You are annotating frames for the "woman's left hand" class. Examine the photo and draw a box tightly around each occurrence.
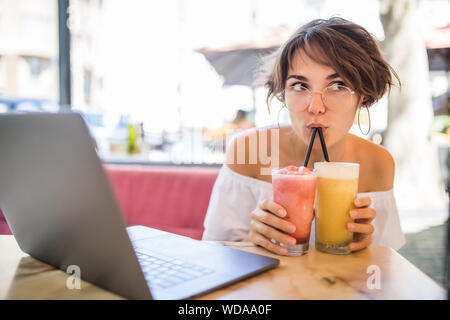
[347,197,376,252]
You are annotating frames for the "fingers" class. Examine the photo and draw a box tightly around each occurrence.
[349,207,376,221]
[354,197,371,208]
[251,220,297,247]
[347,210,375,252]
[250,231,289,256]
[347,222,374,235]
[259,199,287,218]
[349,235,372,252]
[249,199,298,256]
[251,207,296,234]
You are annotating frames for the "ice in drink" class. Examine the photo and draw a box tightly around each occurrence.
[272,165,317,256]
[314,162,359,254]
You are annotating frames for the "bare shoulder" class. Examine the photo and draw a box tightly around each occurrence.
[225,125,283,179]
[349,134,395,192]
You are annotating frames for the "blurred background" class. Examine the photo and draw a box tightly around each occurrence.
[0,0,449,287]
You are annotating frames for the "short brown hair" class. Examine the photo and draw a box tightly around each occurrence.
[263,17,400,109]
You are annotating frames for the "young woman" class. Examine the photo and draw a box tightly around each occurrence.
[202,17,406,255]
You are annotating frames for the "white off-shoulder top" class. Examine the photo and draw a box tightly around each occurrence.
[202,165,406,250]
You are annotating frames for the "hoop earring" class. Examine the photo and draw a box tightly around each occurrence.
[357,106,371,135]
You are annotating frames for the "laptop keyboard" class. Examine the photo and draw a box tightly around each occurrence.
[135,250,215,290]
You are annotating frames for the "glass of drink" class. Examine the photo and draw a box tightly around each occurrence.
[272,165,317,256]
[314,162,360,254]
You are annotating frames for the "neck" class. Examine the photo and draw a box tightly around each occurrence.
[290,133,347,168]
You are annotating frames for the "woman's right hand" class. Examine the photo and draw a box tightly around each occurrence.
[247,199,297,255]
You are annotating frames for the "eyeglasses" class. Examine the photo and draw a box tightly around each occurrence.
[284,82,356,112]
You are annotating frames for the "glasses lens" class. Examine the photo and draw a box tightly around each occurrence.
[286,85,311,111]
[323,85,352,109]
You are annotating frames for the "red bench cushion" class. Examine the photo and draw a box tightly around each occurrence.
[0,209,11,235]
[105,165,219,239]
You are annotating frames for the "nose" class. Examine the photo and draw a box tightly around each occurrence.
[307,91,326,115]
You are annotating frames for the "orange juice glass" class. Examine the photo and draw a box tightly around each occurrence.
[314,162,359,254]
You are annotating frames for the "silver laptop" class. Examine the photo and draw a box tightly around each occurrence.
[0,112,279,300]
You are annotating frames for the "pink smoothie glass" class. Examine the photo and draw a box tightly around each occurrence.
[272,165,317,256]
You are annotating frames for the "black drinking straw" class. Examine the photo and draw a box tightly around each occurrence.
[317,127,330,162]
[303,127,317,167]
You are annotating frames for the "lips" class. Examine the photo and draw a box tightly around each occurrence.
[307,123,328,135]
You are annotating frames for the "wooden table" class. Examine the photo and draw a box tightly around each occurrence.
[0,235,446,300]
